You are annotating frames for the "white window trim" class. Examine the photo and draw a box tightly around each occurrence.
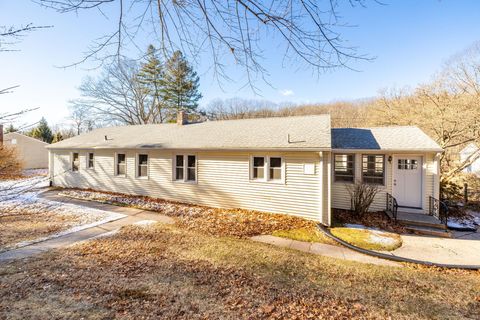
[361,154,385,186]
[71,152,80,173]
[172,153,197,184]
[135,153,149,179]
[86,152,95,170]
[114,152,127,177]
[332,153,355,184]
[249,155,285,184]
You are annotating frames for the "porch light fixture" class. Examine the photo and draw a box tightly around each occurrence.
[388,156,392,163]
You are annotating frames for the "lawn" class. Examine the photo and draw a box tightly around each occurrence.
[0,176,123,252]
[272,227,338,246]
[0,211,84,250]
[331,227,403,251]
[0,223,478,319]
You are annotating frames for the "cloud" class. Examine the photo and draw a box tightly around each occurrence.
[279,89,294,97]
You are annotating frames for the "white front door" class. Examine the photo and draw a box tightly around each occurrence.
[393,156,423,208]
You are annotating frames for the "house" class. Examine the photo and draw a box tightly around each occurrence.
[3,131,49,169]
[46,114,443,226]
[460,143,480,176]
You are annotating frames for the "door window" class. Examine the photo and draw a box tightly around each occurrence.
[398,159,418,170]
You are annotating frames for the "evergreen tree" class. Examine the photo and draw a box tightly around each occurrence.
[137,45,167,122]
[161,50,202,119]
[29,118,53,143]
[52,131,64,143]
[5,124,17,133]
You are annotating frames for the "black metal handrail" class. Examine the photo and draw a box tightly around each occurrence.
[429,196,449,228]
[386,193,398,222]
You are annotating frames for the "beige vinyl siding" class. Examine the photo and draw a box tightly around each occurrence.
[331,152,439,214]
[4,132,48,169]
[51,149,327,223]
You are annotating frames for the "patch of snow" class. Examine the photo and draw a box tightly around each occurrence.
[447,218,477,231]
[60,189,211,218]
[344,223,380,231]
[369,234,397,245]
[133,220,158,227]
[0,176,126,251]
[13,211,125,250]
[23,168,48,176]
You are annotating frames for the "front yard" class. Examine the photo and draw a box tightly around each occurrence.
[0,223,478,319]
[0,173,123,252]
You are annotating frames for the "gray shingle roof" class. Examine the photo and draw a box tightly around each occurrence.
[332,126,443,152]
[47,115,332,151]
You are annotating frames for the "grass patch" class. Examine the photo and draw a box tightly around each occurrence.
[272,227,337,245]
[330,227,402,251]
[0,212,82,251]
[0,224,478,319]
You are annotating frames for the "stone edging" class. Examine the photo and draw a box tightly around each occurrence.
[317,224,480,270]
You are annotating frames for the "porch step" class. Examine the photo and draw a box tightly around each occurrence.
[404,225,452,238]
[397,218,447,230]
[395,211,447,230]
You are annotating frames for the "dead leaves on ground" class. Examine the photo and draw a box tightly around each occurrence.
[0,225,372,319]
[61,189,318,237]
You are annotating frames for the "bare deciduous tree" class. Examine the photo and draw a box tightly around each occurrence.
[38,0,372,84]
[373,44,480,182]
[72,58,163,125]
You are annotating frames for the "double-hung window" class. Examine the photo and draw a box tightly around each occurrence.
[87,153,94,169]
[72,153,79,172]
[251,156,283,182]
[362,154,385,185]
[174,154,196,182]
[252,157,265,180]
[116,153,126,176]
[137,154,148,178]
[334,154,355,182]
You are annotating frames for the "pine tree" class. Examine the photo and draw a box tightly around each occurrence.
[52,131,64,143]
[29,118,53,143]
[137,45,166,122]
[5,124,17,133]
[161,50,202,120]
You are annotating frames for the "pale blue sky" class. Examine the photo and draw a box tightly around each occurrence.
[1,0,480,127]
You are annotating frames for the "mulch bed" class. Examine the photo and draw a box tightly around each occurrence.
[59,188,318,238]
[333,209,407,233]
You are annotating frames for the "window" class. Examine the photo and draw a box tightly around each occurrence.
[251,156,283,182]
[398,159,418,170]
[362,155,384,185]
[72,153,79,172]
[88,153,94,169]
[334,154,355,182]
[174,154,196,182]
[187,155,196,181]
[252,157,265,180]
[138,154,148,177]
[116,153,126,176]
[175,155,184,180]
[269,157,282,180]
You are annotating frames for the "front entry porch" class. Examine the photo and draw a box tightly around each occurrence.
[385,194,451,238]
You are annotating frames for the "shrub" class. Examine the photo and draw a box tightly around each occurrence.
[0,146,22,178]
[346,182,380,217]
[440,179,463,201]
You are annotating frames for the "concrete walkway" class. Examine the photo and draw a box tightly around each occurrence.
[251,235,402,267]
[0,192,175,263]
[381,233,480,266]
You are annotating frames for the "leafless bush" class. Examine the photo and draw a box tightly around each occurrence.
[347,182,380,217]
[0,145,22,178]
